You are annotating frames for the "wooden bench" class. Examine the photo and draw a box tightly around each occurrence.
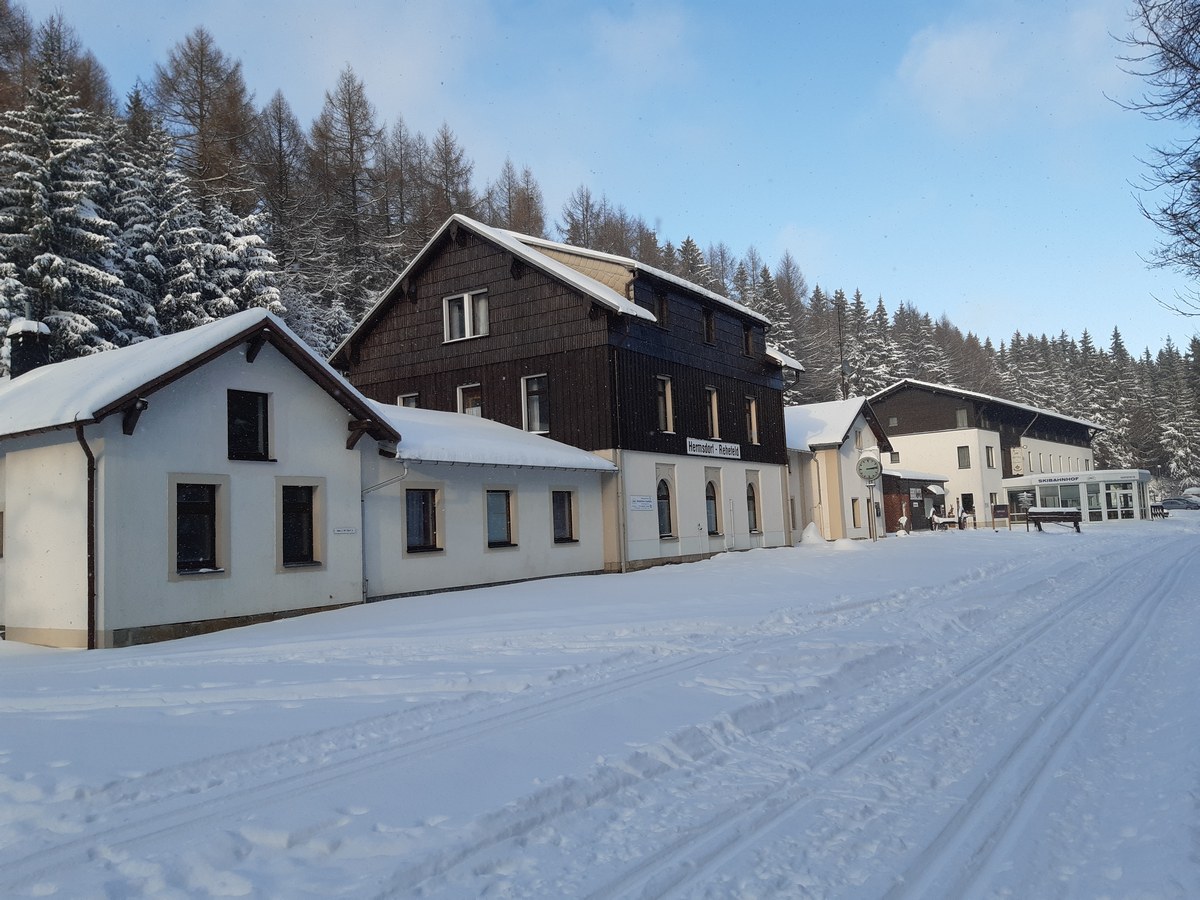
[1027,508,1082,533]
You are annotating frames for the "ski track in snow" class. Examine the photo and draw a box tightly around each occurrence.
[2,524,1199,897]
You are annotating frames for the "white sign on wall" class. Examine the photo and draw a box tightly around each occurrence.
[629,495,655,512]
[685,437,741,459]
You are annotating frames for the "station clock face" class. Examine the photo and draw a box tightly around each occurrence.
[856,456,882,482]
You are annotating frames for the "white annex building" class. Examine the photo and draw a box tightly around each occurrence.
[0,310,613,648]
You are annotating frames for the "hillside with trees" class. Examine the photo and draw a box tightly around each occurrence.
[0,1,1197,486]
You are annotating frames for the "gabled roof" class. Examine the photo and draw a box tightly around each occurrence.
[784,398,891,452]
[368,403,617,471]
[0,309,400,444]
[869,378,1104,431]
[331,214,783,368]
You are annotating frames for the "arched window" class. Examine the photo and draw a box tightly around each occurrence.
[746,482,759,533]
[705,481,719,534]
[657,478,673,537]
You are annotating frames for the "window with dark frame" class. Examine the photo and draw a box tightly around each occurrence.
[742,324,754,356]
[746,482,759,532]
[281,484,316,566]
[652,291,668,326]
[406,488,439,551]
[703,309,716,344]
[706,481,720,534]
[957,445,971,469]
[552,490,575,543]
[227,390,269,460]
[176,483,217,572]
[705,386,720,439]
[890,451,901,464]
[657,478,673,537]
[486,490,514,547]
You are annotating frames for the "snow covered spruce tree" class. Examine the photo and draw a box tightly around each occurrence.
[0,22,127,367]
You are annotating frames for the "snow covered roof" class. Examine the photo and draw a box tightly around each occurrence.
[506,229,772,327]
[785,398,873,451]
[368,402,617,471]
[767,344,805,372]
[870,379,1104,431]
[6,318,49,337]
[883,466,949,483]
[0,309,400,443]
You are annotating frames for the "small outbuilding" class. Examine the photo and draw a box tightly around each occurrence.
[880,467,951,532]
[785,398,891,541]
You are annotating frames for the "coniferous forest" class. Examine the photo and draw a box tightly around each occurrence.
[1,4,1198,486]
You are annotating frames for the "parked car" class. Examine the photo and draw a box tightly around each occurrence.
[1161,497,1200,510]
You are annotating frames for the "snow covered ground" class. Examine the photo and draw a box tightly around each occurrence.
[2,515,1199,898]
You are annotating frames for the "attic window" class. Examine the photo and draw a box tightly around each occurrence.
[228,390,270,461]
[652,291,668,326]
[444,291,489,342]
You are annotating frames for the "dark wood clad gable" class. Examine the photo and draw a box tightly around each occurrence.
[345,227,618,449]
[342,223,787,462]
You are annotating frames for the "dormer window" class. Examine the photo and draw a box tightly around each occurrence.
[444,290,489,342]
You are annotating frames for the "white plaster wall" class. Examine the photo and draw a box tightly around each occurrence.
[94,342,366,638]
[619,450,788,563]
[833,418,886,540]
[0,451,5,626]
[1,437,89,640]
[1020,436,1094,476]
[887,428,1005,515]
[360,454,608,598]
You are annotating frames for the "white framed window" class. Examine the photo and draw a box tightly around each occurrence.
[705,386,720,439]
[986,445,996,468]
[443,290,489,342]
[744,396,759,445]
[656,376,674,433]
[398,392,419,408]
[704,466,722,536]
[851,497,861,529]
[655,464,677,538]
[458,383,482,416]
[523,374,549,433]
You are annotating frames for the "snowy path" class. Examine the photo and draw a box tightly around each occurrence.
[2,520,1199,897]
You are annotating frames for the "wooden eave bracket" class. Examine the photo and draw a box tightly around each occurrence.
[347,419,375,449]
[246,330,269,363]
[122,398,149,435]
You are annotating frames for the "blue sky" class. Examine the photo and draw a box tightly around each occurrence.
[32,0,1200,355]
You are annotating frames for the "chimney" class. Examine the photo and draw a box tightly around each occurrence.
[7,318,51,378]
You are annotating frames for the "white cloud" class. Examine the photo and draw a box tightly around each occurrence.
[895,0,1134,135]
